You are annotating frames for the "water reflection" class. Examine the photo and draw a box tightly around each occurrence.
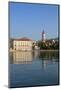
[9,51,59,87]
[39,51,59,60]
[12,51,32,64]
[10,51,59,64]
[39,51,59,69]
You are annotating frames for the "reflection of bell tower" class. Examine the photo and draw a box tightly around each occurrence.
[42,30,45,42]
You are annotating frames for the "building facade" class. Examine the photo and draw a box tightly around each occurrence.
[13,37,33,51]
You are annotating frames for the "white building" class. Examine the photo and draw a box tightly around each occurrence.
[13,37,33,51]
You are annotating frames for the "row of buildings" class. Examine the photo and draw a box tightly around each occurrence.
[10,31,58,51]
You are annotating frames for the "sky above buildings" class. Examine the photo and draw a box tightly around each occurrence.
[9,2,59,41]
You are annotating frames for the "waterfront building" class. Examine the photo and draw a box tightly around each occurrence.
[13,37,33,51]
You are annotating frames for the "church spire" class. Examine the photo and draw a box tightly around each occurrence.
[42,30,45,42]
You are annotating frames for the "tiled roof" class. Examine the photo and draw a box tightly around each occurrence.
[14,37,32,41]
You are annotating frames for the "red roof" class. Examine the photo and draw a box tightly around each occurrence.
[14,37,32,41]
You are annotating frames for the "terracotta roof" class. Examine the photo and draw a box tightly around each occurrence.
[14,37,32,41]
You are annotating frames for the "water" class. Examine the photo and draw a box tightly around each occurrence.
[9,51,59,88]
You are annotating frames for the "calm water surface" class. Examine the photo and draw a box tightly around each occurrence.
[9,51,59,88]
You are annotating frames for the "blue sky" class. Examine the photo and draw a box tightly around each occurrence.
[9,2,59,40]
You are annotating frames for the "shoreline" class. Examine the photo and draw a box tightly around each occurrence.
[39,50,59,52]
[9,49,59,52]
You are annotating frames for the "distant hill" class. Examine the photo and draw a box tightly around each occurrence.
[46,37,59,41]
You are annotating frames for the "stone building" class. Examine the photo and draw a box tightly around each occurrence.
[13,37,33,51]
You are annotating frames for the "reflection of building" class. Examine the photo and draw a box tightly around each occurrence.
[13,37,33,51]
[42,60,48,70]
[13,51,32,64]
[34,51,40,58]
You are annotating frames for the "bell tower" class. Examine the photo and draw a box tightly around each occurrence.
[42,30,45,42]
